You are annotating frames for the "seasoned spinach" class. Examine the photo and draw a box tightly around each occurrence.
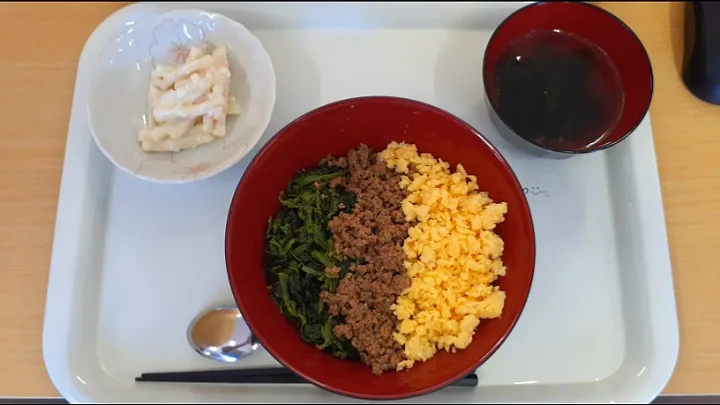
[265,162,359,359]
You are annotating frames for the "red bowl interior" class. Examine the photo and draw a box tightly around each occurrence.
[225,96,536,400]
[483,1,653,153]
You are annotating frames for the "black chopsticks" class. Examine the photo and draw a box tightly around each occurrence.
[135,367,478,387]
[136,367,298,384]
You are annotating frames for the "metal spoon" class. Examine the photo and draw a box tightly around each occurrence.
[187,304,261,363]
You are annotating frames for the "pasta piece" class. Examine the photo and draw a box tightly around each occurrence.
[153,54,214,90]
[141,124,216,152]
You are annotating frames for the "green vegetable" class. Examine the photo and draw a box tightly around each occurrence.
[264,162,359,359]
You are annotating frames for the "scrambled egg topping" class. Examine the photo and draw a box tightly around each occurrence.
[378,142,508,371]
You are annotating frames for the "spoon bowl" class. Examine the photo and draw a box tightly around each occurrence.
[187,304,260,363]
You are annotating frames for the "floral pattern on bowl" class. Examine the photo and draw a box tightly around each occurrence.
[149,18,213,66]
[87,9,277,184]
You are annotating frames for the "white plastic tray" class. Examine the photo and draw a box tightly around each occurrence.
[43,2,679,403]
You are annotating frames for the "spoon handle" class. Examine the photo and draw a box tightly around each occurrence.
[135,367,479,387]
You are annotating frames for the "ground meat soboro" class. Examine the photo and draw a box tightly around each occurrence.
[320,144,412,375]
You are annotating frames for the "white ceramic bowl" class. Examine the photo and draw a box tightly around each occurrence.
[88,9,276,183]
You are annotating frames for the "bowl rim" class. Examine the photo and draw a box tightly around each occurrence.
[481,1,654,155]
[224,95,537,400]
[87,8,277,184]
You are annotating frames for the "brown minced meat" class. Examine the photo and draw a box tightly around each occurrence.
[320,144,412,375]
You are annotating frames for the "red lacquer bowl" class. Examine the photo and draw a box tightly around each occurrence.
[225,96,536,400]
[483,1,653,155]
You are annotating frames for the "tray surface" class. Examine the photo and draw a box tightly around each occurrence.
[42,2,678,403]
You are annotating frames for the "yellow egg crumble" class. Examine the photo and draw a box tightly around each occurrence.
[378,141,508,371]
